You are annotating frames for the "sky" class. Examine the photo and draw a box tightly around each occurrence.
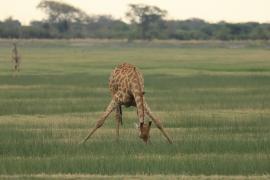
[0,0,270,25]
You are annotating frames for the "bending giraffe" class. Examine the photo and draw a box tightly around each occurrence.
[81,63,172,144]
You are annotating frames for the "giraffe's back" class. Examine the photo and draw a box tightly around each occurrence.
[109,63,144,105]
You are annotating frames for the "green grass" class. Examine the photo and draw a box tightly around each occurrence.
[0,39,270,178]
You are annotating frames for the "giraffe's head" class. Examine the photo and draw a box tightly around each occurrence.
[135,122,152,143]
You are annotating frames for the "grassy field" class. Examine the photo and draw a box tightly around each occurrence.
[0,39,270,179]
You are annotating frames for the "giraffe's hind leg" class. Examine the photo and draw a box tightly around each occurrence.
[80,99,118,144]
[144,102,173,144]
[115,105,122,140]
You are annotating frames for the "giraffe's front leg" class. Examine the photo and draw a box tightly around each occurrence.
[80,99,118,144]
[144,102,173,144]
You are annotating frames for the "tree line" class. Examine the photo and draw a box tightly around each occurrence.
[0,0,269,40]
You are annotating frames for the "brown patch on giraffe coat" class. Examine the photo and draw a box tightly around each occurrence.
[133,84,139,90]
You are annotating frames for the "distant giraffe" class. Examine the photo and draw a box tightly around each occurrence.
[81,63,172,144]
[11,43,21,74]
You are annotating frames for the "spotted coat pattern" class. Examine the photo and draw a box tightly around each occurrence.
[109,63,145,123]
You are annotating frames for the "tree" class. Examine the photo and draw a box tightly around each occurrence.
[126,4,167,40]
[37,0,89,23]
[37,0,89,34]
[0,17,21,38]
[213,22,231,40]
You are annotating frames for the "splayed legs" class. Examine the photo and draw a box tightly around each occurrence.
[144,102,173,144]
[80,99,118,144]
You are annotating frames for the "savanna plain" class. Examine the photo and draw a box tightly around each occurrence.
[0,40,269,179]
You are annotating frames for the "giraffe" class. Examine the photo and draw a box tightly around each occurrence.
[11,43,21,73]
[81,63,172,144]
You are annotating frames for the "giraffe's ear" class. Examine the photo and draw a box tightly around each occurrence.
[147,121,152,134]
[134,123,139,129]
[134,123,141,134]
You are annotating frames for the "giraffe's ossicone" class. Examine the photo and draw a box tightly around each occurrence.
[81,63,172,144]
